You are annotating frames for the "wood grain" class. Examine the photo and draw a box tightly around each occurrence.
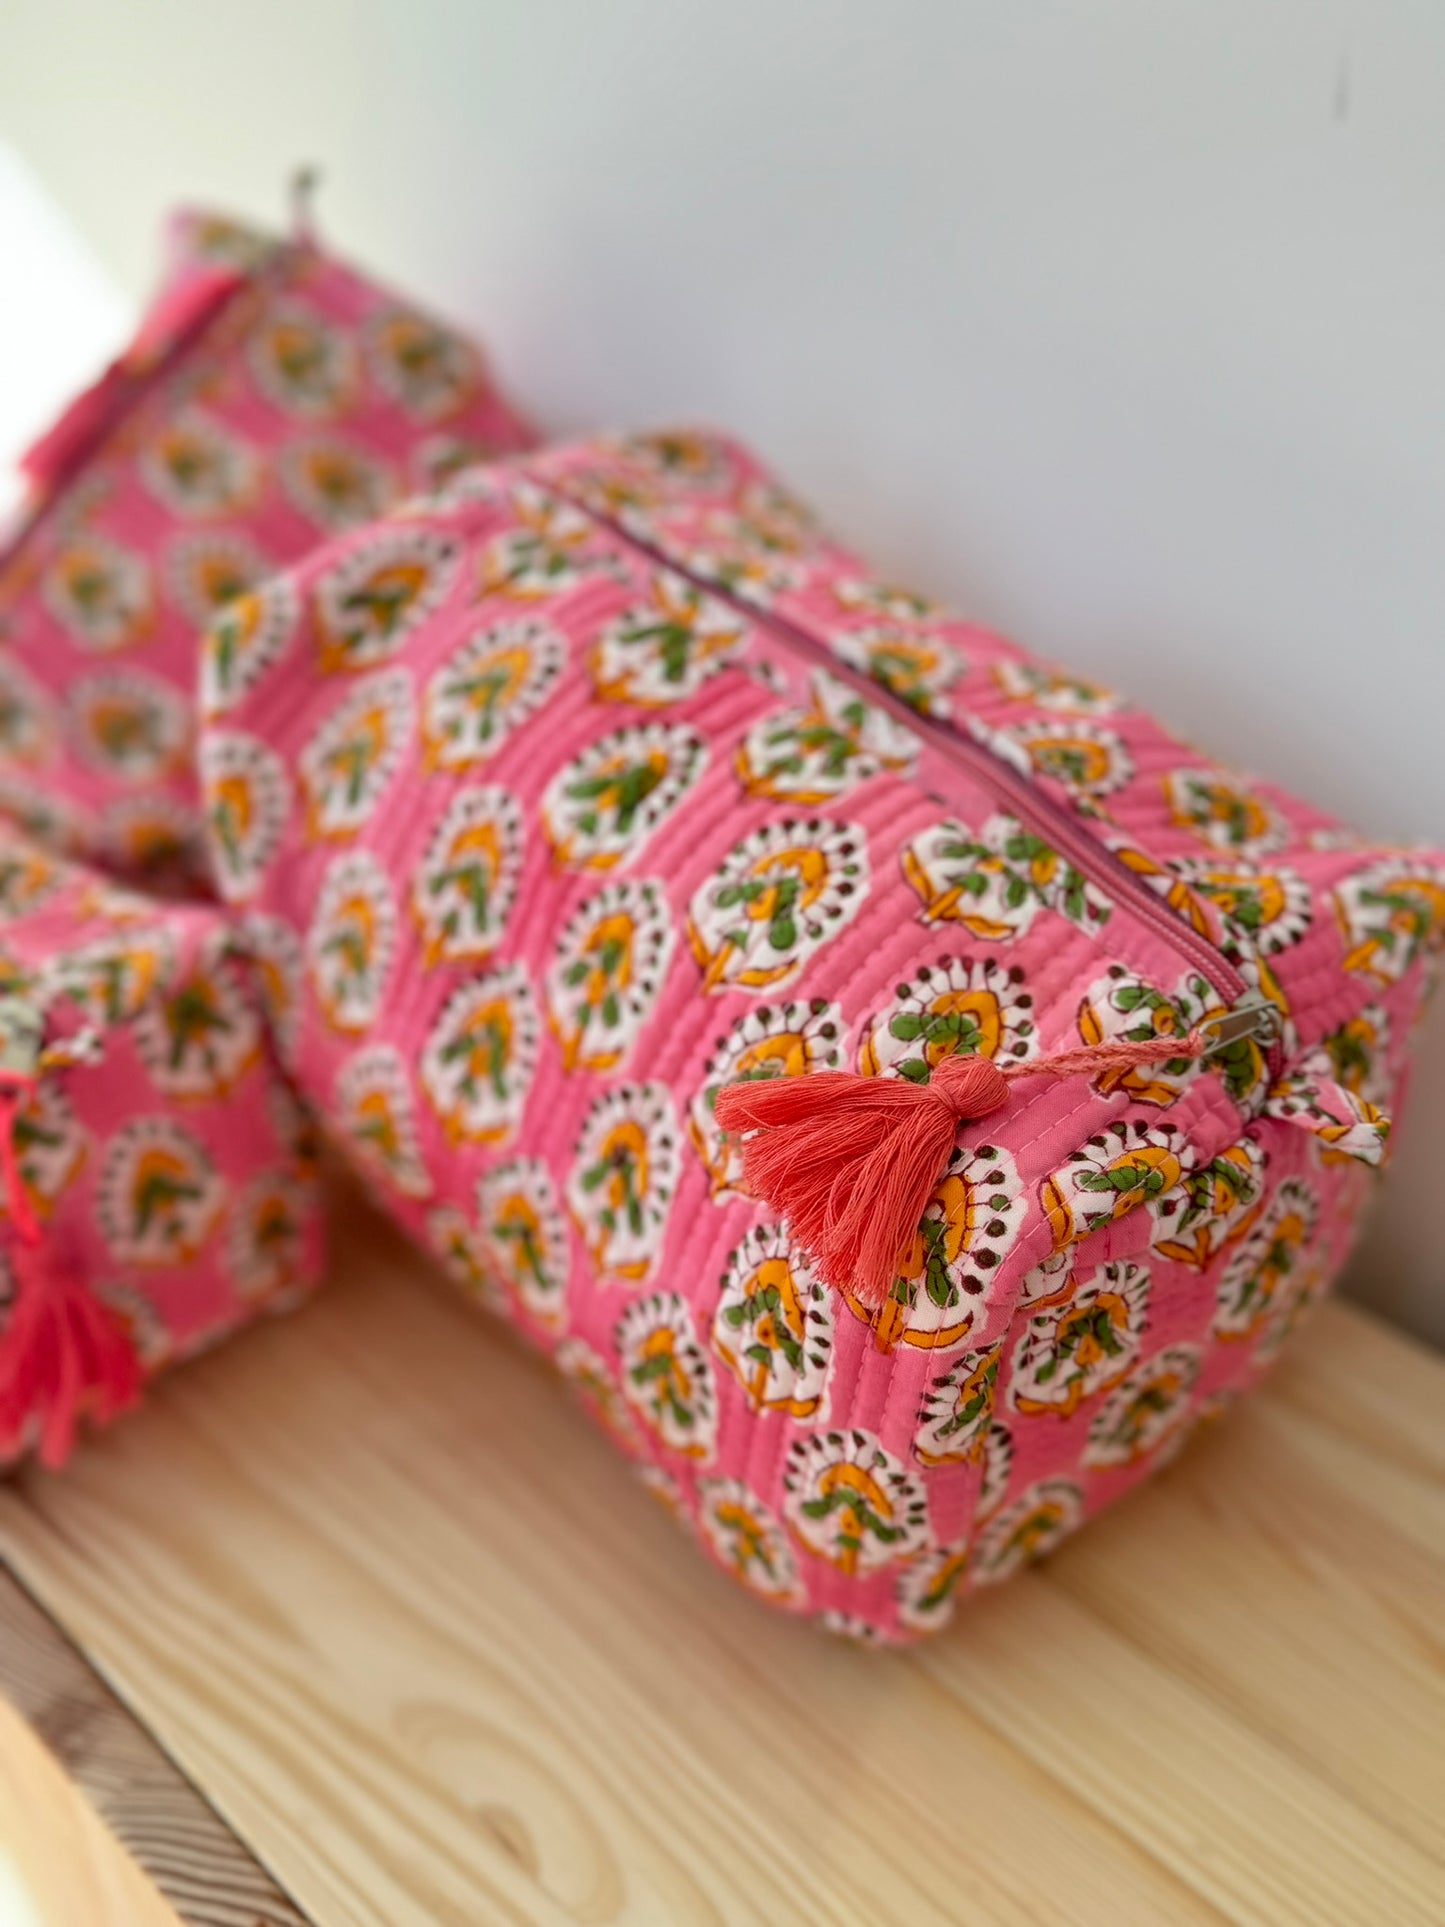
[0,1564,310,1927]
[0,1689,182,1927]
[2,1189,1443,1926]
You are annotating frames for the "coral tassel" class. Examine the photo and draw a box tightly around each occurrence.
[715,1030,1207,1309]
[0,1076,140,1469]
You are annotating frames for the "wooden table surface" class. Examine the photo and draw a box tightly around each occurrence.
[2,1193,1444,1927]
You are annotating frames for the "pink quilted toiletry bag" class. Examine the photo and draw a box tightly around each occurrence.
[0,203,535,885]
[0,820,325,1467]
[199,429,1443,1640]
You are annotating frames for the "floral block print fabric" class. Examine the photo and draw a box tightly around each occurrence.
[0,819,326,1465]
[0,205,535,885]
[198,428,1444,1641]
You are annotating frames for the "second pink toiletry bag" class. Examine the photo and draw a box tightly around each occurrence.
[0,203,535,884]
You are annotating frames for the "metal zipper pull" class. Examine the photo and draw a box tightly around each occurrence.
[1197,992,1281,1059]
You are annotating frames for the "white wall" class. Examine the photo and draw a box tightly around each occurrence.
[3,1,1443,1337]
[0,147,129,514]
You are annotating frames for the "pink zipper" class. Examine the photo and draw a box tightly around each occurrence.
[2,248,297,575]
[542,474,1285,1081]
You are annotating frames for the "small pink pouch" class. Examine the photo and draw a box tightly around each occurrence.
[0,203,536,884]
[197,429,1441,1639]
[0,820,325,1466]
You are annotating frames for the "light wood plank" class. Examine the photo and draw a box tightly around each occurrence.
[0,1692,182,1927]
[0,1564,310,1927]
[2,1192,1443,1926]
[1048,1360,1445,1868]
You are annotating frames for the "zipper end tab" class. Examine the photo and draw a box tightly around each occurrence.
[289,165,322,247]
[0,998,43,1081]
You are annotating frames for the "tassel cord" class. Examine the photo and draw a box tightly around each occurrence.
[714,1027,1213,1309]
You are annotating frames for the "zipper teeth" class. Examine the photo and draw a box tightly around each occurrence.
[544,474,1285,1074]
[893,685,1254,999]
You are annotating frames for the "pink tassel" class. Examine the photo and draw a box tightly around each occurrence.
[0,1238,142,1469]
[715,1030,1206,1308]
[0,1077,140,1469]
